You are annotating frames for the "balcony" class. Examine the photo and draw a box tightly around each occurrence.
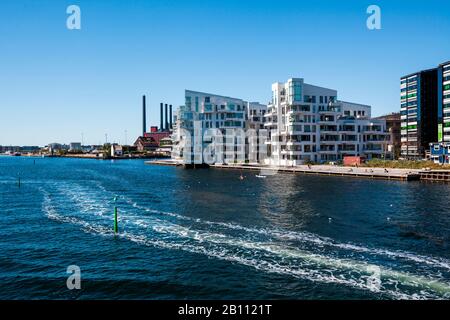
[341,134,358,142]
[338,146,357,152]
[339,126,355,133]
[318,106,340,114]
[286,105,311,114]
[320,135,340,143]
[363,126,384,134]
[320,125,338,133]
[363,145,384,152]
[319,116,336,123]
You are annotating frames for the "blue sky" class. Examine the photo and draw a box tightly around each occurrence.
[1,0,450,146]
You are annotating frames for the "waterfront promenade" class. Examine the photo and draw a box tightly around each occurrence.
[147,160,422,181]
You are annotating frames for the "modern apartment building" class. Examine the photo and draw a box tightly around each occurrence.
[341,101,371,118]
[246,102,267,130]
[400,68,438,159]
[428,61,450,164]
[171,90,266,164]
[264,78,389,166]
[438,61,450,142]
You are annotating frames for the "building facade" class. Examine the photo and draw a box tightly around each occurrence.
[400,68,439,159]
[375,113,401,159]
[69,142,82,152]
[430,142,450,164]
[264,78,389,166]
[172,90,266,164]
[134,136,158,152]
[438,61,450,143]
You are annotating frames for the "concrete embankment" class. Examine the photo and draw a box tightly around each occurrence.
[146,160,422,181]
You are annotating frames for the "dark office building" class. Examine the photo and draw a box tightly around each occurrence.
[400,68,438,159]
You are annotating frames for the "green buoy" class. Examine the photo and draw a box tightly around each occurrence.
[113,196,118,234]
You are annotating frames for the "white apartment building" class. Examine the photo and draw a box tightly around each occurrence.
[69,142,82,152]
[264,78,389,166]
[172,90,267,164]
[247,102,267,130]
[441,61,450,142]
[341,101,371,118]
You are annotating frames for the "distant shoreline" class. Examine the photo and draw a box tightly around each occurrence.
[0,154,170,161]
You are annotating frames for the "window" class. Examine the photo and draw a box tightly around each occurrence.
[186,96,192,109]
[289,80,302,102]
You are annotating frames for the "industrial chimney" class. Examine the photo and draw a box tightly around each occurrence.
[169,105,173,130]
[165,104,168,131]
[142,95,147,136]
[160,103,164,132]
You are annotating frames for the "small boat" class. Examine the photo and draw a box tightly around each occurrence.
[4,151,21,156]
[256,175,267,179]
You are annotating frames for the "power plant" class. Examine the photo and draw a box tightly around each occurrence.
[135,95,173,153]
[142,96,173,134]
[142,95,147,136]
[158,103,173,132]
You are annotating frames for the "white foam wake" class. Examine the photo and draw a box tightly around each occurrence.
[122,197,450,272]
[40,187,450,300]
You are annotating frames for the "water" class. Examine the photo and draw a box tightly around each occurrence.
[1,157,450,300]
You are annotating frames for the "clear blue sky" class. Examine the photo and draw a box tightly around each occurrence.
[1,0,450,146]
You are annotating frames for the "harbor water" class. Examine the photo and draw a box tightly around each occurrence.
[1,157,450,299]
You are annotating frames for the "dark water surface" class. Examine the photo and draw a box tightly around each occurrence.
[1,157,450,299]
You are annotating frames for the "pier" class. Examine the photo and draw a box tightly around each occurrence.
[419,170,450,182]
[147,160,422,181]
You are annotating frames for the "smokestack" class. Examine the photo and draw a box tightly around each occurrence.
[160,103,164,132]
[165,104,168,131]
[142,95,146,136]
[169,105,173,130]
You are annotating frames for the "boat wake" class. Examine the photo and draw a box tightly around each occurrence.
[39,182,450,300]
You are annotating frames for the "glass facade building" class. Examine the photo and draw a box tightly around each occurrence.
[438,61,450,142]
[400,69,438,159]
